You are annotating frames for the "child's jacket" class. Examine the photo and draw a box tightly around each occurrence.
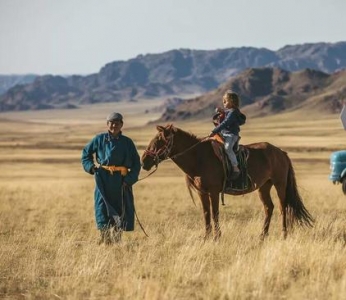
[212,108,246,136]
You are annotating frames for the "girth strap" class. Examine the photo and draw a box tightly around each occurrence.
[101,165,128,176]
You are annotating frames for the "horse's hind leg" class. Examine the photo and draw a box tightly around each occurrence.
[200,193,212,240]
[273,181,288,239]
[258,180,274,240]
[210,190,221,241]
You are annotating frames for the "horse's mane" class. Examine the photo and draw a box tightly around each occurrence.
[169,125,201,142]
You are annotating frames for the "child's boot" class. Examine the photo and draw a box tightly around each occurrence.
[230,165,240,180]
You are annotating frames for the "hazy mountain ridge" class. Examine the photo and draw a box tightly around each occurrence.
[0,74,37,95]
[0,41,345,112]
[159,67,346,121]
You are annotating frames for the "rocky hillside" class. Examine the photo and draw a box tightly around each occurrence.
[0,41,345,112]
[159,67,346,121]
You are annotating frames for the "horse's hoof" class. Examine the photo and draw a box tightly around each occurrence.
[213,236,221,242]
[213,232,221,242]
[201,234,212,242]
[259,233,268,241]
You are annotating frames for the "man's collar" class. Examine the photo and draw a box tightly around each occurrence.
[107,131,122,140]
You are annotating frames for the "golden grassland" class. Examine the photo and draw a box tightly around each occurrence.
[1,103,346,299]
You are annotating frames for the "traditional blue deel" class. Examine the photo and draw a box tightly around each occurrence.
[81,132,141,231]
[329,150,346,182]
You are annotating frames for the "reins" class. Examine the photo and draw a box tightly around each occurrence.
[134,208,149,237]
[169,136,209,160]
[138,166,158,181]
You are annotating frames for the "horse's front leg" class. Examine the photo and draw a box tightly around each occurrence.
[200,193,212,240]
[210,190,221,241]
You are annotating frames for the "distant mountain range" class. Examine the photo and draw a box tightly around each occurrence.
[0,41,345,112]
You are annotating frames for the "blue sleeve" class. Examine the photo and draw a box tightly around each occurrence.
[212,110,236,134]
[81,136,98,174]
[123,139,141,186]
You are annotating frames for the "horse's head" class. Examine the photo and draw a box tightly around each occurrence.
[141,124,177,171]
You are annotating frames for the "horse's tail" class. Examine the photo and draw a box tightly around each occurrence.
[285,157,314,228]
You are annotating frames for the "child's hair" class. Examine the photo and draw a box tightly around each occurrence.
[223,90,240,108]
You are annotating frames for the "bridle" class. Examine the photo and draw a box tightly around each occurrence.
[143,131,175,167]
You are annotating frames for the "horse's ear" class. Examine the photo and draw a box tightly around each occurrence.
[166,124,177,132]
[156,125,165,132]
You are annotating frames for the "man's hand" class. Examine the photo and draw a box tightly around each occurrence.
[90,165,98,174]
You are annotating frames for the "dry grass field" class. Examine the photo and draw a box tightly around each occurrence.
[1,101,346,299]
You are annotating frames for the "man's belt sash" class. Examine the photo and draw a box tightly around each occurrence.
[101,165,128,176]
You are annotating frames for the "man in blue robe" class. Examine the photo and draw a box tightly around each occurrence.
[81,112,141,244]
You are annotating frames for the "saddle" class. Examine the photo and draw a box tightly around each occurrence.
[209,134,251,194]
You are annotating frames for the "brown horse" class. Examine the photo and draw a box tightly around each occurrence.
[141,124,314,240]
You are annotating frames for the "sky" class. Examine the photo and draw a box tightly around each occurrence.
[1,0,346,75]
